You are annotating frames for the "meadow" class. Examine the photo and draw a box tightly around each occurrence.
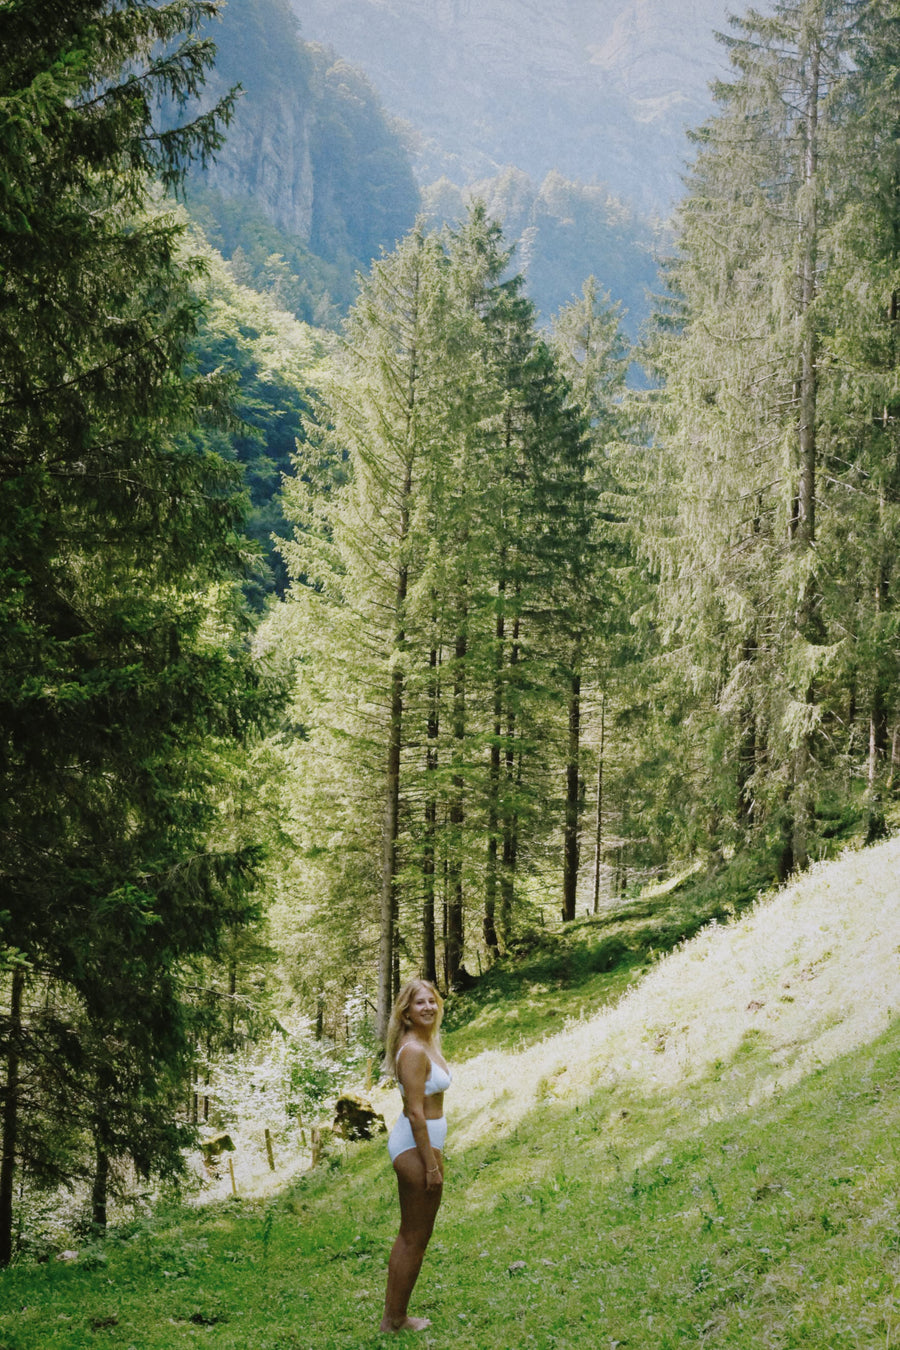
[2,838,900,1349]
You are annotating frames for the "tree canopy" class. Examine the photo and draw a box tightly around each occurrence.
[0,0,283,1261]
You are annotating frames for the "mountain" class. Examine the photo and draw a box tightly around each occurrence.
[287,0,748,212]
[181,0,420,324]
[185,0,741,332]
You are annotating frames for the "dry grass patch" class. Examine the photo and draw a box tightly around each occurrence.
[445,836,900,1150]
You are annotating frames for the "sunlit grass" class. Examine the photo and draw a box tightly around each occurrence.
[441,848,775,1059]
[444,837,900,1153]
[2,837,900,1348]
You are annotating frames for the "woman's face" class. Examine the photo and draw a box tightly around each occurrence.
[407,985,439,1033]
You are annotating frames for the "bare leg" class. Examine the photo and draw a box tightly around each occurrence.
[380,1148,443,1332]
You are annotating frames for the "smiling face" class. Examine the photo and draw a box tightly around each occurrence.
[406,983,439,1035]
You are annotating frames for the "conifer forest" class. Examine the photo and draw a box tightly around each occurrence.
[3,0,900,1277]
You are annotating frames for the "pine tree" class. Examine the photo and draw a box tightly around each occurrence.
[278,208,601,1020]
[280,226,452,1039]
[648,0,864,875]
[439,208,596,943]
[0,1,277,1261]
[816,2,900,824]
[551,278,629,918]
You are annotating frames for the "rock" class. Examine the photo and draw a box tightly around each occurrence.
[200,1132,235,1160]
[198,69,316,241]
[332,1094,387,1141]
[180,4,417,259]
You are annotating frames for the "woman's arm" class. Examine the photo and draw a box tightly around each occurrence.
[397,1045,443,1189]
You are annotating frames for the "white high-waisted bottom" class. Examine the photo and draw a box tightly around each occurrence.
[387,1114,447,1163]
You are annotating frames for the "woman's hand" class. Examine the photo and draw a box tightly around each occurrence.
[396,1041,445,1190]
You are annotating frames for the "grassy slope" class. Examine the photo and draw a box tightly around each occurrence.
[3,839,900,1348]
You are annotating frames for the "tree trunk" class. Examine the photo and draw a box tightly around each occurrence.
[446,612,467,987]
[376,645,403,1039]
[190,1040,199,1126]
[422,812,437,984]
[617,797,629,897]
[376,467,411,1042]
[91,1143,110,1231]
[796,35,819,556]
[484,572,506,958]
[499,613,520,943]
[791,741,810,873]
[591,694,605,914]
[868,678,888,791]
[392,938,400,1003]
[422,629,440,983]
[441,856,450,992]
[737,638,757,827]
[0,965,25,1268]
[869,546,890,788]
[888,724,900,792]
[227,960,237,1049]
[791,30,821,872]
[562,642,582,922]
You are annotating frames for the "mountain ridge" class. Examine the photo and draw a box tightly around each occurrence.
[288,0,748,210]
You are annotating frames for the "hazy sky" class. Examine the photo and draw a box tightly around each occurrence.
[289,0,744,207]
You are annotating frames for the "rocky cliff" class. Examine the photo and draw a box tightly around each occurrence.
[192,0,418,265]
[288,0,758,210]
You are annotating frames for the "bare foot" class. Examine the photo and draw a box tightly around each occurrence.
[379,1316,432,1333]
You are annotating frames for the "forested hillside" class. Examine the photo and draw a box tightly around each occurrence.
[182,0,664,331]
[180,0,420,324]
[183,232,332,600]
[423,167,660,333]
[2,0,900,1312]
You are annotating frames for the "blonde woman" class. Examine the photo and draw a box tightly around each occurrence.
[380,979,451,1334]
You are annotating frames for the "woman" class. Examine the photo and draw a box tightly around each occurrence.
[380,979,451,1334]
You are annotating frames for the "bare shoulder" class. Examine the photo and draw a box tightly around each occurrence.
[395,1039,429,1079]
[396,1038,429,1064]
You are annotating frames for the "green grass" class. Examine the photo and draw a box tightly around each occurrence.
[443,849,776,1058]
[3,838,900,1348]
[3,1026,899,1348]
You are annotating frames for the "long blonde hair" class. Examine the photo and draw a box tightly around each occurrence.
[384,979,444,1072]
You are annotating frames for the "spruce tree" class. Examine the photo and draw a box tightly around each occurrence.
[817,2,900,821]
[442,207,594,942]
[551,279,629,918]
[0,1,276,1261]
[280,226,452,1038]
[648,0,863,875]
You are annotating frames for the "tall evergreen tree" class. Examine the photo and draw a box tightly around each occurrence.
[0,0,277,1261]
[278,207,613,1026]
[817,2,900,821]
[648,0,864,875]
[280,226,452,1039]
[551,278,629,918]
